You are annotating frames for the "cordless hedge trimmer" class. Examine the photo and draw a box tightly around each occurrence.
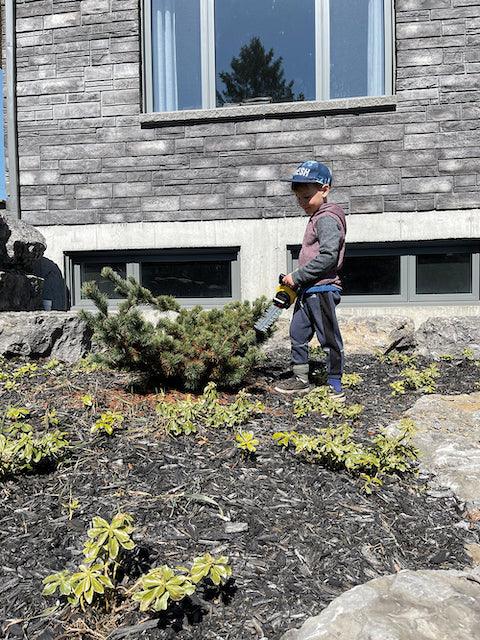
[254,274,298,334]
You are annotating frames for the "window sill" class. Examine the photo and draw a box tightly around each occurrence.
[140,95,397,128]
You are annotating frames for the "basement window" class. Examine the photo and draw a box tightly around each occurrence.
[287,242,480,305]
[66,248,240,309]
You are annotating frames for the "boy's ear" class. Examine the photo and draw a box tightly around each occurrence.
[322,184,330,197]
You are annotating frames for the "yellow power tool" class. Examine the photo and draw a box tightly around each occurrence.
[254,274,298,334]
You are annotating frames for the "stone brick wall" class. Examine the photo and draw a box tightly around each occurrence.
[9,0,480,226]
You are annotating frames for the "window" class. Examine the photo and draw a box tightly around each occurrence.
[287,242,480,305]
[143,0,393,112]
[66,248,240,308]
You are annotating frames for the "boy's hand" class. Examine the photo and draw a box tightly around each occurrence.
[282,273,295,288]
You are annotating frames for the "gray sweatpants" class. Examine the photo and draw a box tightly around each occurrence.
[290,291,344,379]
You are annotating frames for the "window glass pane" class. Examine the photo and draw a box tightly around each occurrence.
[343,255,400,295]
[0,70,6,202]
[151,0,202,111]
[416,253,472,294]
[141,261,232,298]
[80,263,126,299]
[215,0,315,106]
[330,0,385,99]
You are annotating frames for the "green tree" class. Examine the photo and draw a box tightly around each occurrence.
[217,36,303,105]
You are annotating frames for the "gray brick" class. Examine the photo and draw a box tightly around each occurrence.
[204,136,255,152]
[16,16,44,32]
[44,12,80,29]
[180,194,225,210]
[85,65,113,81]
[76,184,113,198]
[436,192,480,208]
[21,195,48,210]
[397,49,444,66]
[404,134,437,149]
[18,77,83,96]
[113,182,152,197]
[19,170,59,185]
[313,142,379,158]
[53,102,101,119]
[439,158,480,173]
[126,140,175,156]
[226,183,266,197]
[80,0,110,14]
[402,177,453,193]
[141,197,180,212]
[101,89,138,105]
[350,125,404,142]
[397,0,451,8]
[237,166,280,181]
[350,196,384,214]
[427,105,462,120]
[397,23,442,39]
[256,127,350,149]
[90,172,128,183]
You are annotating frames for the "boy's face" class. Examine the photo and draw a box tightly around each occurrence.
[294,183,329,215]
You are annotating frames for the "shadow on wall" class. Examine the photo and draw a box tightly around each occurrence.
[32,257,67,310]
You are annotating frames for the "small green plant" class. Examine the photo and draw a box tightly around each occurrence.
[12,363,39,379]
[74,356,107,374]
[235,430,259,454]
[156,382,264,436]
[133,553,232,613]
[273,418,418,492]
[43,408,59,428]
[439,353,454,362]
[5,406,30,421]
[91,411,124,436]
[377,350,417,367]
[462,347,476,361]
[44,358,61,371]
[341,372,363,388]
[0,429,69,479]
[81,394,94,408]
[293,386,363,420]
[390,380,406,396]
[63,497,81,521]
[391,363,440,396]
[43,514,232,619]
[132,565,196,612]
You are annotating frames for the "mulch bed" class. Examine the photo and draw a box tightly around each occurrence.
[1,352,479,640]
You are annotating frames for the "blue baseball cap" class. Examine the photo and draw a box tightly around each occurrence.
[291,160,332,186]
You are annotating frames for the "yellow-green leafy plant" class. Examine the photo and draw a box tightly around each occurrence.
[341,372,363,388]
[235,430,259,454]
[390,380,406,396]
[273,419,418,492]
[293,386,363,420]
[156,382,264,436]
[377,351,417,367]
[63,497,81,521]
[391,363,440,396]
[0,429,69,479]
[133,553,232,613]
[91,411,124,436]
[5,406,30,421]
[132,565,196,612]
[43,513,135,610]
[4,380,17,391]
[439,353,454,362]
[462,347,475,361]
[81,394,94,408]
[43,358,61,371]
[12,363,39,379]
[189,552,232,586]
[43,408,59,428]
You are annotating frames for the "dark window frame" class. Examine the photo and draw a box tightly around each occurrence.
[287,241,480,305]
[65,247,241,310]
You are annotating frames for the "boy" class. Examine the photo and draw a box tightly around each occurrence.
[274,160,347,396]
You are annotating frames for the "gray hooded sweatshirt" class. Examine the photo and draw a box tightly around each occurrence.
[292,202,347,289]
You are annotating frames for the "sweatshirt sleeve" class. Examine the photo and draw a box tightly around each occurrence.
[292,216,340,287]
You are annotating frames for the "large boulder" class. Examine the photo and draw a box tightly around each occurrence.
[0,214,46,272]
[0,271,44,311]
[400,392,480,505]
[415,316,480,358]
[0,312,92,363]
[281,569,480,640]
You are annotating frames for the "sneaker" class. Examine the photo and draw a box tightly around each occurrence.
[327,387,346,402]
[327,377,345,401]
[274,376,311,395]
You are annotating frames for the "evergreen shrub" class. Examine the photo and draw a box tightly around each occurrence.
[80,268,271,391]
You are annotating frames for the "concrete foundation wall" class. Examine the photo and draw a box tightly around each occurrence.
[7,0,480,227]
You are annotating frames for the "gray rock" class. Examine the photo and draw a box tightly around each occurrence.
[281,569,480,640]
[400,392,480,504]
[0,216,11,264]
[0,311,92,363]
[339,316,415,355]
[0,271,44,311]
[0,214,46,272]
[415,316,480,358]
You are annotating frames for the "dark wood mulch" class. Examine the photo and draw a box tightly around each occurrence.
[0,353,479,640]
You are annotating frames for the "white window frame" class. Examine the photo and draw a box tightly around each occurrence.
[142,0,394,113]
